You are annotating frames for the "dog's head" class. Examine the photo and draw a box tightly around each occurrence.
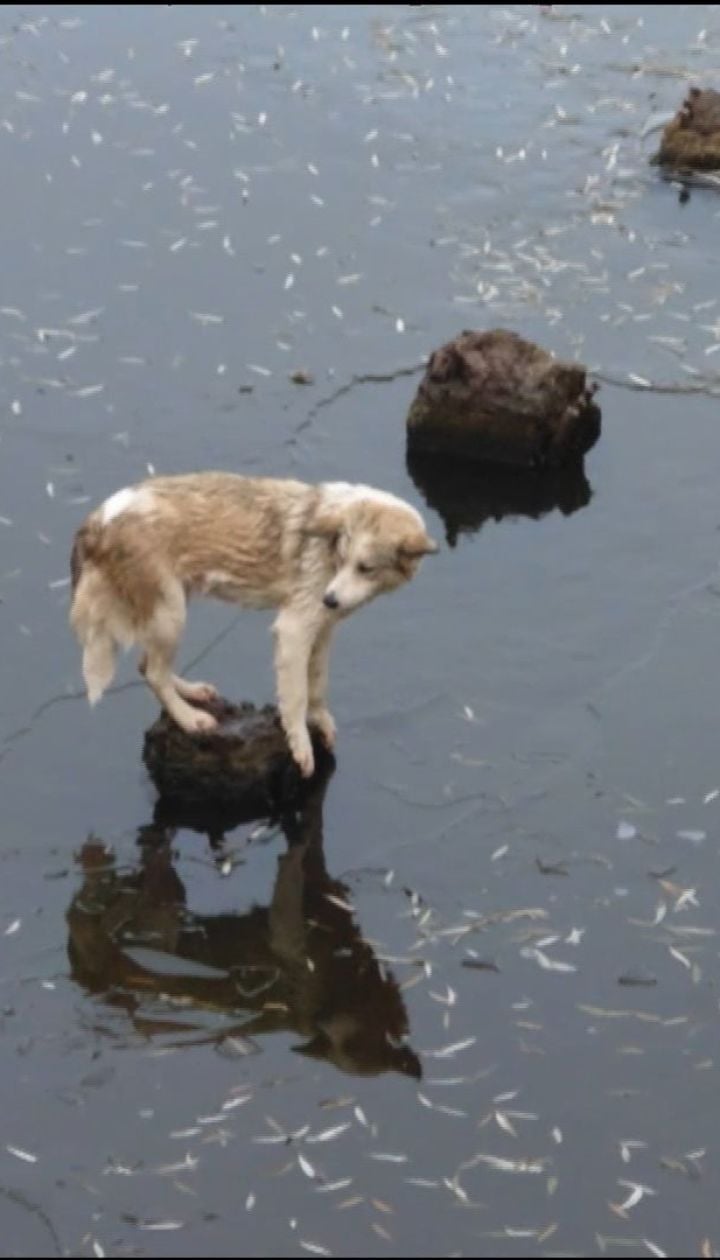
[309,487,438,615]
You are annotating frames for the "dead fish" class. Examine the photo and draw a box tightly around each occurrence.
[617,821,637,841]
[616,1180,657,1212]
[6,1145,37,1164]
[521,948,576,974]
[190,311,224,326]
[306,1124,351,1145]
[298,1152,319,1180]
[426,1036,477,1059]
[535,858,569,876]
[643,1242,667,1259]
[495,1111,518,1138]
[138,1221,185,1232]
[466,1153,546,1175]
[316,1179,353,1195]
[618,971,658,988]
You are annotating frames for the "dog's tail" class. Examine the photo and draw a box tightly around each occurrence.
[70,519,130,706]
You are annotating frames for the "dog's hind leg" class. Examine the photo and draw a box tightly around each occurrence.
[273,605,320,777]
[307,624,336,751]
[139,584,218,735]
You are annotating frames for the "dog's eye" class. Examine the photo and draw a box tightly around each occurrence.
[357,562,375,576]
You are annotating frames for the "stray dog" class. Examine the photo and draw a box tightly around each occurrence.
[70,473,437,777]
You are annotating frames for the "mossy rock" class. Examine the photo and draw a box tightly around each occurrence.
[143,699,331,816]
[406,329,600,468]
[653,87,720,171]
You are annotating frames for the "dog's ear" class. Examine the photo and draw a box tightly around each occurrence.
[398,531,439,559]
[304,504,344,543]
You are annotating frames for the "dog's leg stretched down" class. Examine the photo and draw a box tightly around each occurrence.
[138,582,218,735]
[273,604,323,777]
[307,624,336,751]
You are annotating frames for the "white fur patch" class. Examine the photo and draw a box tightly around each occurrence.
[100,486,152,525]
[322,482,423,525]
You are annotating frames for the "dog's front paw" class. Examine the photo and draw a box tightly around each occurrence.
[309,708,337,751]
[183,708,219,736]
[175,678,221,706]
[288,728,315,778]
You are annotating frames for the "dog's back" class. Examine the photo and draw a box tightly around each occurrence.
[69,473,318,706]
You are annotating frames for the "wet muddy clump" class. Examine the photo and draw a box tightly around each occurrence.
[406,329,600,468]
[653,87,720,171]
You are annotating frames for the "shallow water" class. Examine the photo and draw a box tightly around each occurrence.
[3,4,720,1256]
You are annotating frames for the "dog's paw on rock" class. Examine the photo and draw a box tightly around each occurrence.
[309,708,337,751]
[288,730,315,779]
[175,678,222,706]
[181,708,219,735]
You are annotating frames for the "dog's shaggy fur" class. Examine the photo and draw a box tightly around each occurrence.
[70,473,437,776]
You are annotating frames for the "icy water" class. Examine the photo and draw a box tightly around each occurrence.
[3,4,720,1256]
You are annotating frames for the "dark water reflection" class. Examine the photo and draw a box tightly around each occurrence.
[407,447,593,546]
[68,760,422,1079]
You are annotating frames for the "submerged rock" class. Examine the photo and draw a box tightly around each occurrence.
[143,699,332,815]
[406,329,600,468]
[653,87,720,171]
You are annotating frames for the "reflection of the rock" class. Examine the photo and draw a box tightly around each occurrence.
[407,446,593,547]
[67,763,421,1080]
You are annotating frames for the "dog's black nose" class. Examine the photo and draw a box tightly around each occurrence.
[323,592,339,610]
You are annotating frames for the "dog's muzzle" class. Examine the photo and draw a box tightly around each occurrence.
[323,591,339,610]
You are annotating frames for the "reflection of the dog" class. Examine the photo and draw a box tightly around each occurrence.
[67,764,421,1080]
[407,447,592,547]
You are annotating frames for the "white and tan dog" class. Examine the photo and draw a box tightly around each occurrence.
[70,473,437,776]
